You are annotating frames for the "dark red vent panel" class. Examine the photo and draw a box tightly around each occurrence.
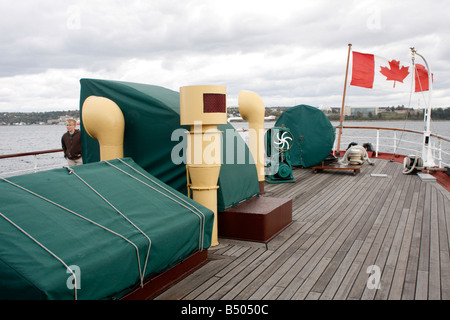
[203,93,226,113]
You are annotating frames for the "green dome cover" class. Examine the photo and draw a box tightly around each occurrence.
[275,105,335,168]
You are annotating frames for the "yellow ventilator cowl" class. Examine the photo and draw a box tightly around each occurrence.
[188,165,221,247]
[188,165,221,189]
[180,85,227,125]
[180,85,227,247]
[82,96,125,161]
[238,90,265,183]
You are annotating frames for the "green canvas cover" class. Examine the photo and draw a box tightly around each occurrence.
[275,105,335,168]
[217,123,259,211]
[0,158,213,300]
[79,79,259,212]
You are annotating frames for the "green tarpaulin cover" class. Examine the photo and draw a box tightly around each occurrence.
[0,158,213,300]
[275,105,335,168]
[79,79,259,212]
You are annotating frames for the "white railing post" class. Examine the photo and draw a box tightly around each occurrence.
[376,130,379,157]
[438,139,442,168]
[393,131,397,155]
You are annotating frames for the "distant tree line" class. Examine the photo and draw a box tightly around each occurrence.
[431,107,450,119]
[0,110,80,125]
[327,107,450,121]
[0,107,449,125]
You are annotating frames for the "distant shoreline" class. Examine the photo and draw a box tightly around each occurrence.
[1,108,449,126]
[2,118,450,126]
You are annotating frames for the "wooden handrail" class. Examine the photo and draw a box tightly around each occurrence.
[0,148,63,159]
[342,126,450,143]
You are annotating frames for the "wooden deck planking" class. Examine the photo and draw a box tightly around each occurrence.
[277,163,391,299]
[155,159,450,300]
[331,165,406,299]
[388,178,420,299]
[429,186,441,299]
[369,175,415,300]
[402,179,426,299]
[439,185,450,299]
[310,162,396,297]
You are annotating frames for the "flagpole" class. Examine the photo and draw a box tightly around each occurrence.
[411,47,435,168]
[336,43,352,156]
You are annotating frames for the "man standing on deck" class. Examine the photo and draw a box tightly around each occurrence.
[61,119,82,166]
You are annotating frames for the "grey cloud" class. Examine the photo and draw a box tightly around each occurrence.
[0,0,449,112]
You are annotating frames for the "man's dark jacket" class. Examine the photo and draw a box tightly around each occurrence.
[61,129,82,160]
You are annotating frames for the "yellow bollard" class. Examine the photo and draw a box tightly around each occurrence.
[238,90,265,193]
[180,85,227,247]
[82,96,125,161]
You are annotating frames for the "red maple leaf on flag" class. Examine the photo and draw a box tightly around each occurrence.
[379,60,410,88]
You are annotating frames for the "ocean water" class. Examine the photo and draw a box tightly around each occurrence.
[0,125,68,177]
[1,120,449,176]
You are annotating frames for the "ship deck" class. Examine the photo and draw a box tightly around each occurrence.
[156,158,450,300]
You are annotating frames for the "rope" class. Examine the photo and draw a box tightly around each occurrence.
[412,49,431,110]
[110,159,206,250]
[0,176,145,287]
[107,159,207,251]
[0,211,78,300]
[391,60,414,159]
[402,155,423,174]
[392,51,425,160]
[337,145,374,166]
[65,166,151,287]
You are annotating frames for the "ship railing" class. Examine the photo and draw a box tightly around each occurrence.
[0,149,66,177]
[1,127,449,177]
[334,126,450,168]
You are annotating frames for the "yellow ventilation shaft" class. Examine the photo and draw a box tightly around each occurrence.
[238,90,265,192]
[82,96,125,161]
[180,85,227,247]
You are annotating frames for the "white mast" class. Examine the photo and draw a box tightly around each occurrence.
[411,48,435,168]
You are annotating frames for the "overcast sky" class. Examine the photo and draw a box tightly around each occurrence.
[1,0,449,112]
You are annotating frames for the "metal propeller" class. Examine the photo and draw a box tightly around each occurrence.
[274,131,293,151]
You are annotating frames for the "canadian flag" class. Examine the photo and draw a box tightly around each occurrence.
[414,63,432,92]
[350,51,431,92]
